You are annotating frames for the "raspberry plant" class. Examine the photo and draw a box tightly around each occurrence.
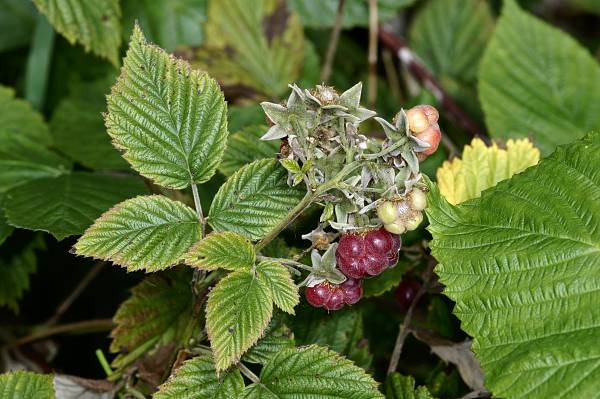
[0,0,599,398]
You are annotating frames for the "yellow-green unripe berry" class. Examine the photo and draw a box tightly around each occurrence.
[409,188,427,211]
[405,212,423,231]
[377,201,398,224]
[406,108,429,133]
[384,221,406,235]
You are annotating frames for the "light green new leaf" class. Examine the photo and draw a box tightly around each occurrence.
[110,271,192,370]
[191,0,304,98]
[0,86,51,145]
[183,231,255,271]
[0,238,42,313]
[74,195,200,272]
[257,261,299,314]
[243,316,295,365]
[410,0,494,85]
[386,373,435,399]
[50,77,127,170]
[220,125,280,177]
[242,345,383,399]
[209,159,305,240]
[206,270,273,372]
[32,0,121,66]
[0,371,54,399]
[0,132,71,194]
[479,0,600,155]
[426,133,600,398]
[107,26,228,189]
[5,173,146,240]
[155,354,244,399]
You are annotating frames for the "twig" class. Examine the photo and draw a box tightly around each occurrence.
[8,319,115,349]
[378,27,489,142]
[321,0,346,83]
[367,0,378,108]
[386,259,436,375]
[238,363,260,384]
[44,262,106,326]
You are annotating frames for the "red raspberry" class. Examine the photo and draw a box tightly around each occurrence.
[336,227,401,279]
[395,279,421,312]
[305,278,363,310]
[415,123,441,157]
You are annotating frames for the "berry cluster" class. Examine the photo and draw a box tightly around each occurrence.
[377,187,427,235]
[405,105,441,160]
[305,278,363,311]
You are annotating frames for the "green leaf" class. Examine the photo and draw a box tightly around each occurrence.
[191,0,304,98]
[410,0,494,85]
[183,231,255,271]
[0,238,42,312]
[206,270,273,372]
[154,354,244,399]
[0,371,54,399]
[257,261,299,314]
[289,0,415,28]
[479,0,600,155]
[50,76,128,170]
[121,0,206,53]
[242,345,383,399]
[0,0,37,52]
[220,125,279,177]
[5,172,146,240]
[0,132,71,194]
[106,25,228,189]
[110,270,192,369]
[436,137,540,205]
[209,159,305,240]
[293,306,372,369]
[426,133,600,398]
[0,214,13,246]
[243,315,295,365]
[280,159,301,174]
[32,0,121,66]
[74,195,200,272]
[0,85,52,145]
[363,259,410,298]
[386,373,435,399]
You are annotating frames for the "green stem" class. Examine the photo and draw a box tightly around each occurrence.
[191,183,205,237]
[362,136,408,160]
[257,256,313,273]
[238,363,260,384]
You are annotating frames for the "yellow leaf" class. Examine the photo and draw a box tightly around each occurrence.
[437,138,540,205]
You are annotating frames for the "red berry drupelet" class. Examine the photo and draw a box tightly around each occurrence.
[305,278,363,311]
[335,227,401,279]
[395,279,421,312]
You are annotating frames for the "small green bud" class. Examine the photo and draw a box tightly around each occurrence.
[409,188,427,211]
[377,201,398,224]
[384,221,406,235]
[405,212,423,231]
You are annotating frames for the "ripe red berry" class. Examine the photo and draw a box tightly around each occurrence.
[305,278,363,310]
[415,123,441,157]
[336,228,402,279]
[395,279,421,312]
[305,283,332,308]
[340,278,363,305]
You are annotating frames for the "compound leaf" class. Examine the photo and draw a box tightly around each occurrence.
[110,270,192,370]
[5,172,146,240]
[426,133,600,398]
[154,354,244,399]
[106,25,228,189]
[479,0,600,155]
[32,0,121,65]
[206,270,273,372]
[74,195,200,272]
[0,371,54,399]
[242,345,383,399]
[209,159,305,240]
[256,260,299,314]
[183,231,255,271]
[436,138,540,205]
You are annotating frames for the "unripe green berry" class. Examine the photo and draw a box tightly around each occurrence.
[377,201,398,224]
[384,221,406,235]
[406,108,429,133]
[405,212,423,231]
[409,188,427,211]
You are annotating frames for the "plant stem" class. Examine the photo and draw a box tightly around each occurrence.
[255,191,316,252]
[257,256,313,273]
[367,0,378,108]
[8,319,115,349]
[387,259,436,375]
[320,0,346,83]
[363,136,408,160]
[238,362,260,384]
[191,183,206,237]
